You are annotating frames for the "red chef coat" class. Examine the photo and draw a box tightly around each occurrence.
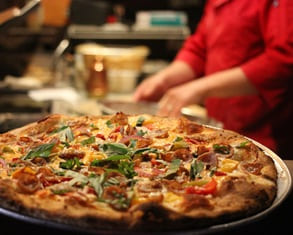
[175,0,293,158]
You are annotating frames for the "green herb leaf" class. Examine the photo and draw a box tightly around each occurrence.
[2,146,15,153]
[171,140,188,150]
[236,141,249,149]
[81,136,95,146]
[90,123,99,130]
[164,159,181,178]
[23,143,55,160]
[59,157,82,170]
[91,155,130,167]
[50,126,74,143]
[190,160,204,180]
[117,161,137,179]
[137,130,147,137]
[65,170,89,186]
[132,147,159,155]
[61,141,70,148]
[136,116,145,127]
[213,144,230,154]
[106,120,113,128]
[209,167,217,177]
[101,143,129,155]
[49,125,68,135]
[129,139,137,148]
[89,173,105,198]
[174,136,183,142]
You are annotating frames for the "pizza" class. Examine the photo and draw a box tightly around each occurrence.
[0,113,277,231]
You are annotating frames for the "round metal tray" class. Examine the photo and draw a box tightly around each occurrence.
[0,138,291,235]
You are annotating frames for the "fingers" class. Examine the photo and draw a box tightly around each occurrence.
[158,92,183,117]
[133,75,165,102]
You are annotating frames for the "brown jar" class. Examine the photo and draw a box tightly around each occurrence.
[86,56,108,97]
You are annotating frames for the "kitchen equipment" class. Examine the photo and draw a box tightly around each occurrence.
[75,43,149,94]
[0,0,40,28]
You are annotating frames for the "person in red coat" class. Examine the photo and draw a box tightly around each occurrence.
[133,0,293,159]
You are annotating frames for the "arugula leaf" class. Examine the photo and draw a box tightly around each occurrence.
[81,136,95,146]
[90,123,99,130]
[209,167,217,177]
[65,170,89,186]
[50,126,74,143]
[136,116,145,127]
[91,155,130,167]
[104,177,120,187]
[117,161,137,179]
[190,160,204,180]
[129,139,137,148]
[89,173,105,198]
[49,125,68,135]
[164,159,181,178]
[137,130,147,137]
[106,120,113,128]
[174,136,183,142]
[101,143,129,155]
[213,144,230,154]
[59,157,82,170]
[236,141,249,149]
[132,147,159,155]
[23,143,55,160]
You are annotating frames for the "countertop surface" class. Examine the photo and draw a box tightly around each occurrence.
[0,160,292,235]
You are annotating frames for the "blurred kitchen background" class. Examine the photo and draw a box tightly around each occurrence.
[0,0,213,133]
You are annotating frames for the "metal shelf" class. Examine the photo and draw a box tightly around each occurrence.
[67,24,190,40]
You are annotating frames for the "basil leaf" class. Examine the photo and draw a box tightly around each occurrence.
[190,160,204,180]
[23,143,55,160]
[164,159,181,178]
[81,136,95,146]
[136,116,145,127]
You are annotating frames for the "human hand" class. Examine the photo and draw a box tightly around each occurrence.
[133,72,168,102]
[157,80,205,117]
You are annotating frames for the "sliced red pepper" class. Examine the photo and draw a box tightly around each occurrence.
[185,137,200,145]
[214,171,227,176]
[185,178,217,195]
[96,133,106,140]
[114,126,123,133]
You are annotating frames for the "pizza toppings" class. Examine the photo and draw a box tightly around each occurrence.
[0,113,278,227]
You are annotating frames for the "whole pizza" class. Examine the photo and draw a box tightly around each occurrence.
[0,113,277,231]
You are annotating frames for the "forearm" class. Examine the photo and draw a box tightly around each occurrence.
[197,67,258,101]
[158,60,196,89]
